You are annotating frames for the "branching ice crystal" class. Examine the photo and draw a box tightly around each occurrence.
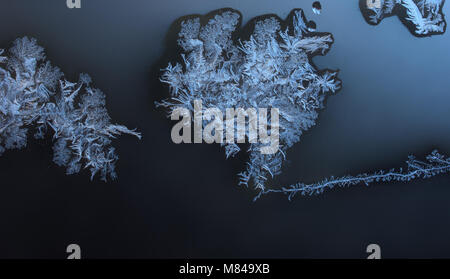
[257,150,450,201]
[0,37,141,181]
[158,9,341,194]
[159,8,450,200]
[360,0,446,36]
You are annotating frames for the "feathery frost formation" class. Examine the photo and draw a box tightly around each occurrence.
[257,150,450,201]
[0,37,141,181]
[159,8,450,200]
[158,9,341,195]
[360,0,446,36]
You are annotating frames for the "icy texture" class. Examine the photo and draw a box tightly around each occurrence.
[158,8,450,200]
[0,37,141,181]
[360,0,446,36]
[158,9,341,194]
[256,151,450,200]
[312,1,322,15]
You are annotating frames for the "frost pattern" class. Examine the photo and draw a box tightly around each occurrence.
[257,150,450,201]
[0,37,141,181]
[158,9,341,194]
[159,8,450,200]
[360,0,446,36]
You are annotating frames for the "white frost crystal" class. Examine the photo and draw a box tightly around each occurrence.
[159,8,450,200]
[158,9,341,196]
[360,0,446,36]
[0,37,141,181]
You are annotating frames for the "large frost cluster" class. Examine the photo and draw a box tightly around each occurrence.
[159,8,450,200]
[360,0,446,36]
[158,9,341,195]
[0,37,141,181]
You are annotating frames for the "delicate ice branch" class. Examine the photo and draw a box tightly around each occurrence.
[255,150,450,201]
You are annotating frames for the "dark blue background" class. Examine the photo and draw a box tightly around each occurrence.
[0,0,449,258]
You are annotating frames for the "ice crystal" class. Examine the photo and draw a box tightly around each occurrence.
[257,150,450,200]
[312,1,322,15]
[158,9,341,194]
[0,37,141,181]
[159,8,450,200]
[360,0,446,36]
